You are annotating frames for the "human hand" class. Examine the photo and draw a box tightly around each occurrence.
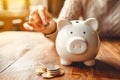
[23,5,56,34]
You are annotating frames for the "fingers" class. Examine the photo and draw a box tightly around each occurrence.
[23,5,54,33]
[24,22,44,32]
[38,5,51,25]
[29,15,42,28]
[25,7,44,31]
[29,7,42,24]
[23,22,33,31]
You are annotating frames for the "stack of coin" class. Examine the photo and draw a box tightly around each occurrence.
[35,64,64,79]
[42,65,60,78]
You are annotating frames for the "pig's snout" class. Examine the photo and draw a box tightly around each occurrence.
[66,37,87,54]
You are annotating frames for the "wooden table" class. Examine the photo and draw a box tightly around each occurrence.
[0,31,120,80]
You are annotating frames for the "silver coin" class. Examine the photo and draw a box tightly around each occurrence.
[47,64,60,71]
[42,72,54,79]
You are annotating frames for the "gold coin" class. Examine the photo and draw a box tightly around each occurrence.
[35,68,47,76]
[35,64,65,78]
[59,69,65,76]
[42,72,54,79]
[47,71,60,76]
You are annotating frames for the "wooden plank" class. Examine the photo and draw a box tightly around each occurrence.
[102,39,120,51]
[0,32,46,73]
[0,35,58,80]
[96,39,120,70]
[0,36,120,80]
[71,61,120,80]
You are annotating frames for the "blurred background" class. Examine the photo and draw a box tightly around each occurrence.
[0,0,64,31]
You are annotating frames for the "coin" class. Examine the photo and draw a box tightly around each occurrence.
[47,71,60,76]
[42,69,64,78]
[35,68,47,76]
[47,64,60,71]
[59,69,65,76]
[35,64,65,79]
[42,72,54,79]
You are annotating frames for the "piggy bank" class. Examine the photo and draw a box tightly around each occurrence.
[55,18,100,66]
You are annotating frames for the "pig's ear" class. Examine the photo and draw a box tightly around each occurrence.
[84,18,98,31]
[57,19,71,31]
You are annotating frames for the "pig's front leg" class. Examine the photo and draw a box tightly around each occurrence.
[60,58,72,65]
[84,59,95,66]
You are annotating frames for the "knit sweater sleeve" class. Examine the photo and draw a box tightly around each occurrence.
[58,0,82,20]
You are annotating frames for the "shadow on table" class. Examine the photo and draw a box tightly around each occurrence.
[71,60,120,79]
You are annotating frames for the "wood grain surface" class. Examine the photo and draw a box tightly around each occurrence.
[0,32,120,80]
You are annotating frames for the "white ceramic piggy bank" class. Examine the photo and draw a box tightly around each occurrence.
[55,18,100,66]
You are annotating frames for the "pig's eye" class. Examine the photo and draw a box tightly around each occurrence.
[76,21,79,23]
[83,32,86,34]
[70,32,73,34]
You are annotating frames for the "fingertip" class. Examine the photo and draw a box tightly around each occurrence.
[38,5,45,11]
[30,7,38,15]
[23,22,33,30]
